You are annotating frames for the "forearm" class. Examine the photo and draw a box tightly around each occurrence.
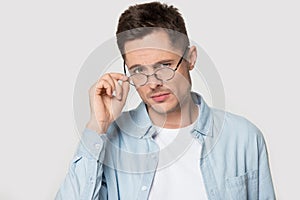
[86,115,111,134]
[56,129,107,199]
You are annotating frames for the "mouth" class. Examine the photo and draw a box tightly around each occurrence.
[150,92,171,102]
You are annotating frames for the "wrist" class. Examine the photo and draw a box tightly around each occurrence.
[86,118,110,134]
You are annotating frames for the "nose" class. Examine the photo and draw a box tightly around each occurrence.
[146,74,162,89]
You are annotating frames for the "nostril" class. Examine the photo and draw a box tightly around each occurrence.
[147,83,162,90]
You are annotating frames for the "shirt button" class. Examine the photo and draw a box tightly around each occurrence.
[141,186,148,191]
[90,177,94,184]
[94,143,101,150]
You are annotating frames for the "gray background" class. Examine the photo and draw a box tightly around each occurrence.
[0,0,299,199]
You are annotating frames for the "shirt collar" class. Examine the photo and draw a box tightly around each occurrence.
[115,92,213,139]
[191,92,213,137]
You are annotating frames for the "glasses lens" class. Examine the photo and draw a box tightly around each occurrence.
[129,74,147,86]
[155,67,175,81]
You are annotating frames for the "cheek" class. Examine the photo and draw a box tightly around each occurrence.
[136,87,149,101]
[171,71,191,91]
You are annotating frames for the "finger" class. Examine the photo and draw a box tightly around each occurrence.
[97,79,113,96]
[114,75,130,101]
[102,73,128,86]
[121,79,130,103]
[101,74,116,94]
[109,73,128,81]
[112,78,123,100]
[103,74,128,100]
[103,74,120,99]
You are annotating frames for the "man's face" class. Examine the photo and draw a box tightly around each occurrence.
[124,30,196,115]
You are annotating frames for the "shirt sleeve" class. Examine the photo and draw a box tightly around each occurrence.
[55,128,107,200]
[256,129,276,199]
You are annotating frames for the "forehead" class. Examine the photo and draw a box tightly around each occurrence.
[125,49,177,66]
[124,30,182,65]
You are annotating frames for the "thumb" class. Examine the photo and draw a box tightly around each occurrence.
[121,80,130,103]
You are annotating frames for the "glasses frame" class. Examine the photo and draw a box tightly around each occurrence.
[123,47,189,87]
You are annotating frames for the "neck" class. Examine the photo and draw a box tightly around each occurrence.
[148,94,199,129]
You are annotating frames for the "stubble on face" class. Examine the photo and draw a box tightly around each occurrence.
[138,67,192,116]
[123,30,195,124]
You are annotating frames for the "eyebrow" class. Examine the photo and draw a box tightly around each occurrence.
[128,59,175,70]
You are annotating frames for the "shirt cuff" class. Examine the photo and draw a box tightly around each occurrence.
[77,128,106,160]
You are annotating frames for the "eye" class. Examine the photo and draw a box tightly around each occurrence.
[131,66,145,74]
[160,63,172,68]
[153,63,172,70]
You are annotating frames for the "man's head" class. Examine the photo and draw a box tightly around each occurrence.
[116,2,197,116]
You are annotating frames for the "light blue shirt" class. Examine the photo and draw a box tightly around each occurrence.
[56,92,275,200]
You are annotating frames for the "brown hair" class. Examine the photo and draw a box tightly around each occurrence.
[116,2,190,55]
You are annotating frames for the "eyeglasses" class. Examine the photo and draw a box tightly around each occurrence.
[123,47,188,87]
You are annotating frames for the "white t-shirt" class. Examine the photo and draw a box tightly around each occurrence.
[148,120,208,200]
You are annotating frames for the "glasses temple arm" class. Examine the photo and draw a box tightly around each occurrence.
[174,46,189,71]
[123,61,127,76]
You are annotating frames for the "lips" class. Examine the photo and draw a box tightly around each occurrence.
[151,92,170,102]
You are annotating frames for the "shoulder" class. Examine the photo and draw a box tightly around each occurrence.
[207,108,270,166]
[211,108,264,144]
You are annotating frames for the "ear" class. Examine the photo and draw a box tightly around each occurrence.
[187,46,197,70]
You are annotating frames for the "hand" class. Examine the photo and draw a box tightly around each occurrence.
[86,73,130,134]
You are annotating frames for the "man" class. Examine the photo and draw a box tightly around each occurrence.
[56,2,275,199]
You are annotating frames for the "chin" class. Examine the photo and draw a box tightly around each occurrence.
[149,104,168,114]
[148,102,180,115]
